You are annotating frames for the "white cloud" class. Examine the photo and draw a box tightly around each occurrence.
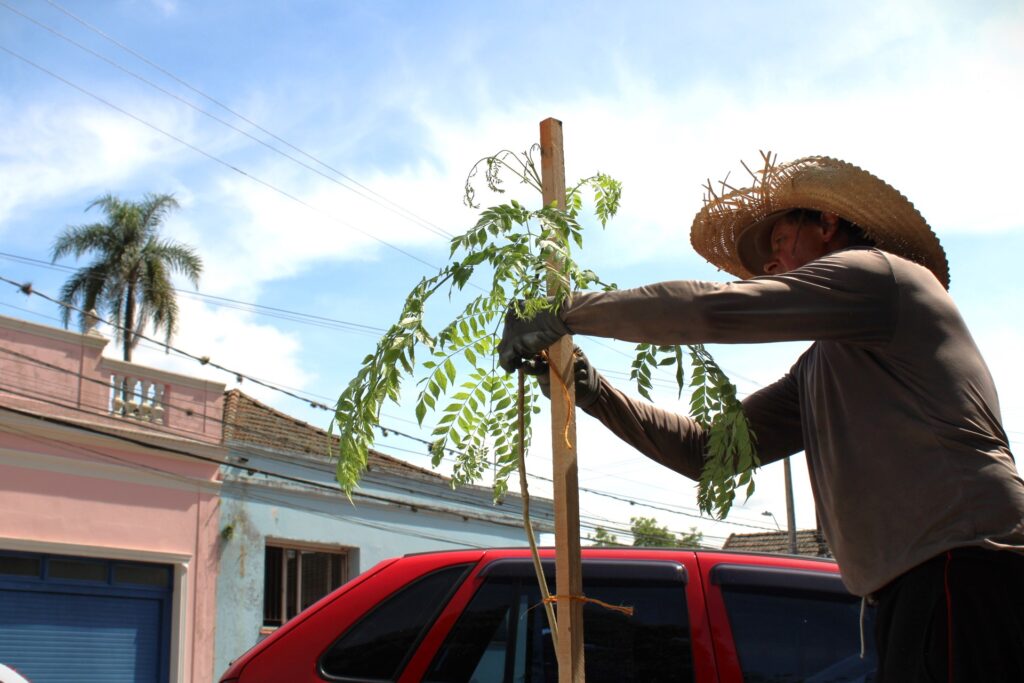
[187,161,462,297]
[0,99,197,228]
[150,0,178,17]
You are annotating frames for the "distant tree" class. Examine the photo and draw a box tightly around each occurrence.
[677,526,705,548]
[588,526,621,547]
[51,193,203,361]
[630,516,704,548]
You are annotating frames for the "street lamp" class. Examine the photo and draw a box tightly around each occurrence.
[761,510,781,531]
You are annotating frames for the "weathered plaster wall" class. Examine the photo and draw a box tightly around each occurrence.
[212,467,540,678]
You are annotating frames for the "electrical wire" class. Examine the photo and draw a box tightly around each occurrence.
[1,414,712,549]
[0,251,388,336]
[2,384,677,546]
[0,43,442,271]
[0,0,455,242]
[0,420,498,549]
[0,275,787,530]
[0,348,523,514]
[0,393,535,531]
[0,273,335,409]
[41,0,456,239]
[0,343,780,534]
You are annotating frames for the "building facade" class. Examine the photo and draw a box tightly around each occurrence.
[0,314,225,683]
[0,313,555,682]
[213,390,555,678]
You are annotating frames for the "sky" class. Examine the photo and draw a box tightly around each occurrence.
[1,0,1023,548]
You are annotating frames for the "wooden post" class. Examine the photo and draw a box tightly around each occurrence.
[784,456,798,554]
[539,117,585,682]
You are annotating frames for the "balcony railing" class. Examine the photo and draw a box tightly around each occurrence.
[109,373,167,425]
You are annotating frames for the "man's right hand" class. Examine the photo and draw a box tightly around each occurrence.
[522,346,601,410]
[497,304,571,373]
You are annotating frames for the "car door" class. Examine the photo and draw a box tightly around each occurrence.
[403,550,717,683]
[697,553,877,683]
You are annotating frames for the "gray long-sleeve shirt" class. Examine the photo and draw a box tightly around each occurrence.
[562,246,1024,596]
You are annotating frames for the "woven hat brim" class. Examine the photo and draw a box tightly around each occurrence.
[690,155,950,289]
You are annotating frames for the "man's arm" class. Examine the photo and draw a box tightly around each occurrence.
[581,369,803,480]
[563,249,897,347]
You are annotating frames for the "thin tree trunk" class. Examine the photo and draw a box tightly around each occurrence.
[123,282,136,362]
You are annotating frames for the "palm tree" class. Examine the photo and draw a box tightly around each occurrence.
[51,193,203,361]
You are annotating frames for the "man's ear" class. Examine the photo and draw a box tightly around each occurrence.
[819,211,841,241]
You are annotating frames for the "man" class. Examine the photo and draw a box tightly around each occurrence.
[498,155,1024,681]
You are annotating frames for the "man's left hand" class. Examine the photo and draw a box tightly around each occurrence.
[497,304,571,372]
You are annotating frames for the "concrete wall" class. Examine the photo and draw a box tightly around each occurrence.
[213,447,553,678]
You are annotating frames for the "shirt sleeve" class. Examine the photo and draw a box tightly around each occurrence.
[581,366,804,480]
[562,248,897,347]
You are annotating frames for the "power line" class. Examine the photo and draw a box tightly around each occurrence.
[0,301,64,325]
[0,394,530,529]
[1,251,387,333]
[0,250,709,401]
[0,341,778,534]
[0,274,684,420]
[3,11,767,396]
[0,273,338,410]
[0,420,498,549]
[0,275,789,531]
[2,413,714,549]
[0,271,815,532]
[41,0,456,240]
[0,0,454,242]
[0,251,727,402]
[0,250,388,336]
[0,346,488,511]
[0,43,442,271]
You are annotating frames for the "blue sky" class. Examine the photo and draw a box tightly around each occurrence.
[1,0,1022,546]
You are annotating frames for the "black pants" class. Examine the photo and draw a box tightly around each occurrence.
[873,546,1024,682]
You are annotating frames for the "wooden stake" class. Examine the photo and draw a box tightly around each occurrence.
[539,117,585,682]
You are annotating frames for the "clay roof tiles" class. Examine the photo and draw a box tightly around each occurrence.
[221,389,444,482]
[722,529,832,557]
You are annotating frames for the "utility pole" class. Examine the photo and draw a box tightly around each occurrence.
[784,457,798,554]
[540,117,585,682]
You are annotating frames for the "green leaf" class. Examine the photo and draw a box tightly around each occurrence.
[335,148,755,519]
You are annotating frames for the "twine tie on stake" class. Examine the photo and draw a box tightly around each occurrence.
[516,352,634,665]
[543,594,635,618]
[539,349,574,450]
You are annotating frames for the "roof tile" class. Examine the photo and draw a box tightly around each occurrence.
[722,529,832,557]
[222,389,445,481]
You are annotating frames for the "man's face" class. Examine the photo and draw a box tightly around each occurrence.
[761,217,832,275]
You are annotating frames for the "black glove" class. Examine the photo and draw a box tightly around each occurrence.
[522,346,601,410]
[497,304,571,373]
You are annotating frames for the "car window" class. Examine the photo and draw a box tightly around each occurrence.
[720,585,876,683]
[320,563,471,682]
[425,568,693,683]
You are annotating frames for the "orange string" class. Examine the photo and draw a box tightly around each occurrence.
[542,593,635,617]
[540,350,574,450]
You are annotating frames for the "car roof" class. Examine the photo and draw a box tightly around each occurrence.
[402,545,838,566]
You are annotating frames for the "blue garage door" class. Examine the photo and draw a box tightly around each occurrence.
[0,552,172,683]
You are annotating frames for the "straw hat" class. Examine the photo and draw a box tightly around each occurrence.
[690,153,949,288]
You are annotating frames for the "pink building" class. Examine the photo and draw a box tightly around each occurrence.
[0,313,225,683]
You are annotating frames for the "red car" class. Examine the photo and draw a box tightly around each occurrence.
[219,547,876,682]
